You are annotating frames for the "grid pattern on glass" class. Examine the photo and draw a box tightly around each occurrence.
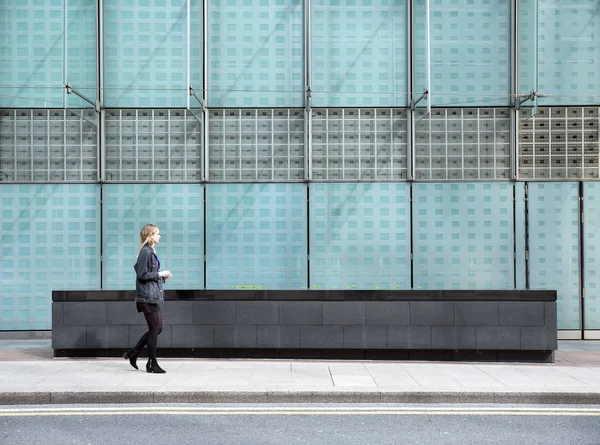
[413,0,511,106]
[583,182,600,329]
[105,109,202,182]
[0,109,98,182]
[0,184,100,330]
[0,1,64,108]
[518,107,600,180]
[412,182,515,290]
[311,0,408,107]
[102,183,204,290]
[208,109,305,181]
[65,0,97,109]
[205,183,307,289]
[527,182,580,330]
[309,182,411,289]
[103,0,188,107]
[208,0,304,107]
[414,108,511,180]
[518,0,600,105]
[311,108,408,180]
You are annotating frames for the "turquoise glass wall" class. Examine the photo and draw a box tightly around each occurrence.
[0,184,100,330]
[528,182,580,330]
[412,183,515,289]
[0,0,63,107]
[515,182,527,289]
[311,0,408,107]
[583,183,600,329]
[104,0,188,107]
[518,0,600,105]
[309,183,411,289]
[206,183,307,288]
[65,0,97,109]
[413,0,511,106]
[207,0,304,107]
[102,184,204,290]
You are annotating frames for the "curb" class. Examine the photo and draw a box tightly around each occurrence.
[2,391,600,406]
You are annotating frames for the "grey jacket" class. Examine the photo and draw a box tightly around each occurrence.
[134,245,164,304]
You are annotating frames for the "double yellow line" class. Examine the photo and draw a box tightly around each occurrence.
[2,406,600,417]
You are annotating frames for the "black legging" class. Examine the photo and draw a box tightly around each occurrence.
[133,311,163,360]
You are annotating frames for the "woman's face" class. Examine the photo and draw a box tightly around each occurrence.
[151,229,161,245]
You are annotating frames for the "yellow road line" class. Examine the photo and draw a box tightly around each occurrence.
[2,408,600,417]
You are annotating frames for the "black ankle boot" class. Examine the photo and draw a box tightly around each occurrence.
[123,349,138,370]
[146,359,166,374]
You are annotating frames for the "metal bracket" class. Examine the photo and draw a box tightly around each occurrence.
[512,89,544,110]
[410,89,428,111]
[65,82,101,112]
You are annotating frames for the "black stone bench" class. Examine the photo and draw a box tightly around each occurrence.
[52,289,557,362]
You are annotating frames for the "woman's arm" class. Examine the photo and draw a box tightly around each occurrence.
[134,249,160,282]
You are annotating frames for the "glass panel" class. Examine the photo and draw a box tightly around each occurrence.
[413,0,510,106]
[583,183,600,329]
[206,183,307,289]
[207,0,304,107]
[102,184,204,289]
[518,0,600,106]
[65,0,97,109]
[0,184,100,330]
[309,182,411,289]
[515,182,526,289]
[413,183,515,289]
[528,182,580,330]
[311,0,408,107]
[0,1,66,108]
[104,0,188,107]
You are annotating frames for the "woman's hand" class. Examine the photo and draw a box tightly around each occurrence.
[158,270,173,280]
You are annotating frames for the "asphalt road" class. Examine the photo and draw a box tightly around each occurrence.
[2,403,600,445]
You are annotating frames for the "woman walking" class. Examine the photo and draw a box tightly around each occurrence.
[123,224,172,373]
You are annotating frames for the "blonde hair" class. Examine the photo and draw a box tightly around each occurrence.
[138,224,159,255]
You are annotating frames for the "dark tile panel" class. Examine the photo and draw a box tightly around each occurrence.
[366,302,409,325]
[343,326,388,349]
[279,302,322,325]
[52,327,87,349]
[52,303,64,328]
[64,302,107,326]
[322,302,365,325]
[163,302,194,325]
[454,302,499,326]
[107,302,146,325]
[410,302,454,326]
[193,301,236,325]
[257,326,301,348]
[301,326,344,348]
[499,302,545,326]
[521,326,557,350]
[86,326,129,348]
[171,325,215,348]
[475,326,521,350]
[431,326,476,349]
[214,325,257,348]
[236,301,279,325]
[388,326,431,348]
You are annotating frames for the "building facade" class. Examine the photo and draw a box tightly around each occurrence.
[0,0,599,338]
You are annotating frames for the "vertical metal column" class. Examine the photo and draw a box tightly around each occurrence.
[98,0,105,183]
[304,0,312,181]
[202,0,209,182]
[406,0,413,181]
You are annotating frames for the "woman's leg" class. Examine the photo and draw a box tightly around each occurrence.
[143,310,163,360]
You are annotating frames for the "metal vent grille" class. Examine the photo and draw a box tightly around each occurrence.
[414,108,511,180]
[311,108,408,180]
[208,109,305,181]
[105,109,202,182]
[0,109,98,182]
[518,107,600,179]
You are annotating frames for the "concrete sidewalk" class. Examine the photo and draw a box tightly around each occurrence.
[1,340,600,405]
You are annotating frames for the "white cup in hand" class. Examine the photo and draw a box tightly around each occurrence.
[159,270,172,279]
